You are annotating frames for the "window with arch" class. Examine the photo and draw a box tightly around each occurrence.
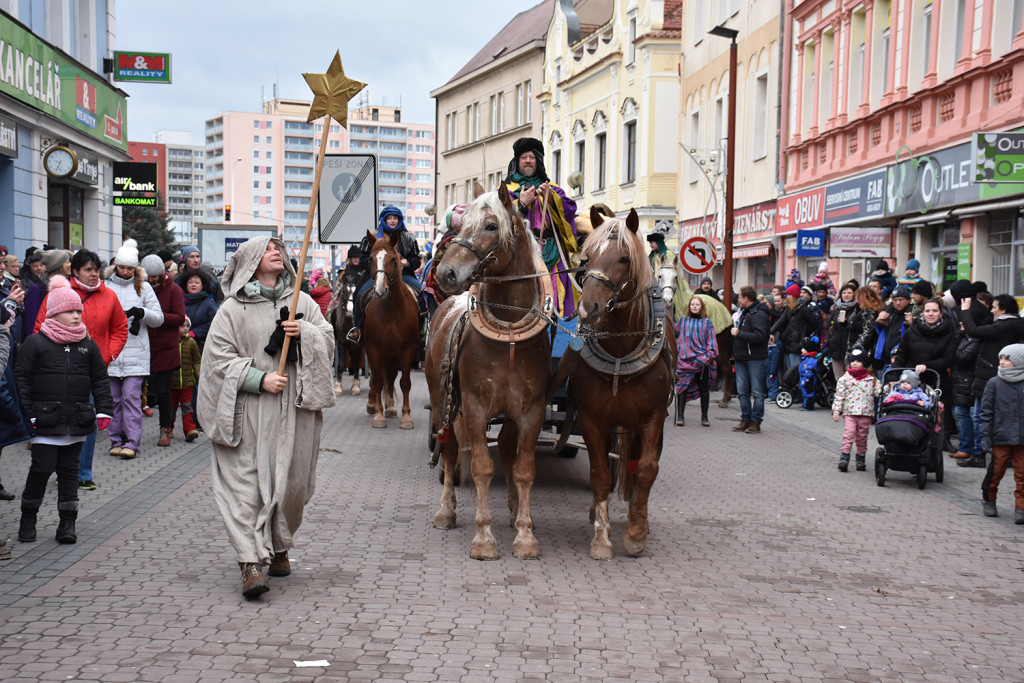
[621,98,638,184]
[572,120,586,196]
[593,112,608,191]
[550,131,563,186]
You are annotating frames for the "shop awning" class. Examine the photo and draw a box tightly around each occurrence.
[950,197,1024,218]
[733,244,771,259]
[899,211,953,227]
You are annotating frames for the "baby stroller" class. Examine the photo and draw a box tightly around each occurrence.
[874,368,944,489]
[773,352,836,409]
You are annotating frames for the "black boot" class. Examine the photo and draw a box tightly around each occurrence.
[957,454,986,468]
[18,498,42,543]
[700,393,710,426]
[55,501,78,544]
[675,395,685,427]
[855,453,866,471]
[838,452,850,472]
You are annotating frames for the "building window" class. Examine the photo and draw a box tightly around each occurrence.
[624,122,637,184]
[753,72,768,160]
[954,0,967,61]
[524,82,531,123]
[254,135,259,143]
[594,132,607,191]
[574,140,585,196]
[688,110,700,184]
[253,151,260,159]
[921,1,933,82]
[516,84,525,127]
[691,0,704,46]
[627,15,637,64]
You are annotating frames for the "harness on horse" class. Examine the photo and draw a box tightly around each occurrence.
[580,286,673,397]
[431,309,470,468]
[466,276,553,367]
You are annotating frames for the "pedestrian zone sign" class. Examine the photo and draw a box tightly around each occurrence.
[318,154,378,244]
[680,236,716,275]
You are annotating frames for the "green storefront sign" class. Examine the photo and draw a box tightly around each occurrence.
[974,132,1024,183]
[0,11,127,152]
[957,242,971,280]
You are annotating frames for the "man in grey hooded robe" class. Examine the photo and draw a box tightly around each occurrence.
[198,237,335,598]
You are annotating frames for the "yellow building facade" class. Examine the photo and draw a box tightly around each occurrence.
[538,0,682,236]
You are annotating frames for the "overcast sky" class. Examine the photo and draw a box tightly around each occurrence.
[116,1,527,144]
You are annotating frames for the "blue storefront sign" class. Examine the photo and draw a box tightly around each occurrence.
[225,237,246,254]
[796,229,826,257]
[823,169,886,225]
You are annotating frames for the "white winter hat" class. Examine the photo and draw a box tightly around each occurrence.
[141,254,165,277]
[114,239,139,268]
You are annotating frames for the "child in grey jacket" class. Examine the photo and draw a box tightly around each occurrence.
[978,343,1024,523]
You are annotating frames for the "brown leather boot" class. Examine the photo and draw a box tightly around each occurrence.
[744,422,761,434]
[240,562,269,598]
[268,550,291,577]
[731,420,750,432]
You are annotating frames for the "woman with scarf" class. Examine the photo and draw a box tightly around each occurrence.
[674,296,718,427]
[346,206,422,344]
[826,283,859,380]
[894,298,956,442]
[32,250,127,491]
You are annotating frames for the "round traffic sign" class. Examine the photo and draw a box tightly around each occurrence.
[680,236,716,275]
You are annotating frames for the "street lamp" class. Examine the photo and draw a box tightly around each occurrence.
[709,24,738,310]
[229,156,243,224]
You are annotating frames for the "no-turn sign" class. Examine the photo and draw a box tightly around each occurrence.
[680,236,717,275]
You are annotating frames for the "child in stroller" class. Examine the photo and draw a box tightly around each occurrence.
[774,337,836,410]
[874,367,944,489]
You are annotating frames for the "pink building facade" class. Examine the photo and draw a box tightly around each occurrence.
[780,0,1024,300]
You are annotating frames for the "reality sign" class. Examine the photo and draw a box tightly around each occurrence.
[112,52,172,84]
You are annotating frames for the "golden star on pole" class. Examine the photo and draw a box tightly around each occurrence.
[302,51,367,127]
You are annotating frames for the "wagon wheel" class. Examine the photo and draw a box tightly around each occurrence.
[934,445,944,483]
[917,461,928,490]
[874,447,886,487]
[775,390,793,409]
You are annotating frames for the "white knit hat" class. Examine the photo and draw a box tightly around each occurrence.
[114,239,139,268]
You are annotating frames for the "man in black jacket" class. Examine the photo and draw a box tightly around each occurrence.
[731,286,770,434]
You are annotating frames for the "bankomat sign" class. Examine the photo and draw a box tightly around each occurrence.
[112,161,157,206]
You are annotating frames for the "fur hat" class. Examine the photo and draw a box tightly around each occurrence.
[504,137,549,184]
[874,259,890,273]
[785,284,800,298]
[898,370,921,388]
[905,258,920,271]
[999,344,1024,368]
[801,337,820,353]
[646,232,664,244]
[141,254,165,277]
[818,261,828,273]
[114,239,140,268]
[41,249,70,274]
[46,275,82,316]
[846,345,868,366]
[347,246,363,259]
[911,280,934,298]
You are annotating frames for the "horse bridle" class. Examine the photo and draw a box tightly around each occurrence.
[445,206,517,283]
[579,232,642,311]
[370,250,398,296]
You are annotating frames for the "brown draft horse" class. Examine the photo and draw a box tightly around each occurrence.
[425,183,552,560]
[363,229,419,429]
[570,207,676,559]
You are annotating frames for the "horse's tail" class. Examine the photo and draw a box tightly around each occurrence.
[614,428,637,501]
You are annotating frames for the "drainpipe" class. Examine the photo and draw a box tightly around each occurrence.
[776,0,790,198]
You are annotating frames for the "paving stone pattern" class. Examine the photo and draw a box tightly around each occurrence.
[0,375,1022,681]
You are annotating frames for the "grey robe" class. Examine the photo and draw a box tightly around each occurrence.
[198,237,336,564]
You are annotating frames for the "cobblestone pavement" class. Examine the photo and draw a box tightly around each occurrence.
[0,373,1022,682]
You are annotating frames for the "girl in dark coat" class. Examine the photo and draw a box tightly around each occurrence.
[771,284,820,372]
[826,283,858,379]
[179,269,219,353]
[15,276,114,545]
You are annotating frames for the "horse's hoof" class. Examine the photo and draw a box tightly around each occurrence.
[385,408,398,418]
[350,382,360,396]
[590,543,614,561]
[399,417,414,430]
[334,382,344,396]
[372,416,387,428]
[513,537,540,559]
[433,511,456,529]
[623,534,647,557]
[470,541,499,561]
[717,400,729,408]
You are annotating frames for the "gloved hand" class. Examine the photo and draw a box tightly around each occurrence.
[126,307,144,320]
[128,316,142,336]
[264,306,303,362]
[96,417,111,431]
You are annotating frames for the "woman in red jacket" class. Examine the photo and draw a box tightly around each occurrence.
[33,250,128,489]
[308,267,332,317]
[140,255,186,447]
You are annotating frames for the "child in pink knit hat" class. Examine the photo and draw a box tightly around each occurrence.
[13,275,114,545]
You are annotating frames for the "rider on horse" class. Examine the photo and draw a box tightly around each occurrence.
[346,206,424,344]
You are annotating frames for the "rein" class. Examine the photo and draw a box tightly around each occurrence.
[580,268,643,312]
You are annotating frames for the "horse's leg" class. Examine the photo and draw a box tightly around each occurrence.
[398,350,414,430]
[350,342,362,395]
[578,412,614,560]
[497,421,520,527]
[509,409,541,560]
[623,421,661,556]
[464,411,498,560]
[432,435,459,529]
[367,352,387,428]
[385,358,398,418]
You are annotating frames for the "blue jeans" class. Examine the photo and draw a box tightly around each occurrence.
[972,397,983,453]
[766,342,783,399]
[784,352,800,374]
[735,359,767,424]
[79,427,97,481]
[952,405,978,455]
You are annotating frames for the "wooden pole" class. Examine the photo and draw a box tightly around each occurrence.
[277,117,334,374]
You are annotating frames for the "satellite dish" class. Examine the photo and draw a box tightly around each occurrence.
[567,171,584,190]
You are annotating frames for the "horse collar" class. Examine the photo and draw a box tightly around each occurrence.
[580,287,667,395]
[465,274,553,348]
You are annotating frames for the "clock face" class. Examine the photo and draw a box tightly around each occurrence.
[44,147,76,177]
